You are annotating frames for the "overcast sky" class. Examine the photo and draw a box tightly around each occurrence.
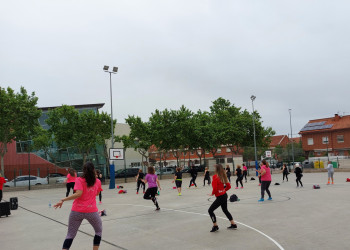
[1,1,349,137]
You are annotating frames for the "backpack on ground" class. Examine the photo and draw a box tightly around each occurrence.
[346,178,350,182]
[229,194,239,202]
[313,185,320,189]
[250,177,255,180]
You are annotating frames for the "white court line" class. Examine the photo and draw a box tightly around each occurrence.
[114,203,285,250]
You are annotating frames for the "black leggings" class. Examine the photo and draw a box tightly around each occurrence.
[189,176,197,187]
[296,176,303,187]
[143,187,157,200]
[66,182,75,197]
[144,187,159,208]
[208,193,233,223]
[236,176,243,187]
[204,176,211,186]
[243,171,247,181]
[283,172,289,181]
[137,180,145,192]
[227,173,231,183]
[99,192,102,202]
[261,181,271,199]
[0,190,2,201]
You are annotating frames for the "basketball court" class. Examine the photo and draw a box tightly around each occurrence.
[1,172,350,250]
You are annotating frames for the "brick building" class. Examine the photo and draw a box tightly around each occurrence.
[299,114,350,157]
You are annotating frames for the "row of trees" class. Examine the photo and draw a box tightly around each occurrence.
[33,105,114,165]
[119,98,275,167]
[0,86,114,175]
[1,86,274,176]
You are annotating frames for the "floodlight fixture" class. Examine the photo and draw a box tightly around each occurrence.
[113,67,118,73]
[103,65,109,71]
[251,95,256,101]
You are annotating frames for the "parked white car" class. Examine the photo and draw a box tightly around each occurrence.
[56,177,67,184]
[156,167,175,175]
[4,175,48,187]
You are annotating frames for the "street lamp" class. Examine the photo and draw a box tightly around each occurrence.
[104,65,118,189]
[289,109,295,166]
[325,138,329,162]
[251,95,258,176]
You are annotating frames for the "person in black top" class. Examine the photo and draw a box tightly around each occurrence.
[96,170,103,204]
[136,169,145,194]
[294,163,303,187]
[188,166,197,188]
[235,165,243,189]
[172,167,183,196]
[203,167,211,186]
[282,164,289,182]
[226,165,231,183]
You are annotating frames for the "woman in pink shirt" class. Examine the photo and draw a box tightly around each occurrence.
[258,159,272,202]
[54,162,103,250]
[242,164,248,183]
[65,168,77,197]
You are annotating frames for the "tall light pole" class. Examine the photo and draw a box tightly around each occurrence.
[289,109,295,167]
[251,95,258,176]
[104,65,118,189]
[325,138,329,162]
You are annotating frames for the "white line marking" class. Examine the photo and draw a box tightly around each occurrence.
[113,203,284,250]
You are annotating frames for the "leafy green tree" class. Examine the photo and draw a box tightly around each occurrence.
[0,87,42,175]
[46,105,113,164]
[32,127,57,164]
[125,115,152,164]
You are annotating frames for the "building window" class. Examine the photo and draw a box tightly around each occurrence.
[307,138,314,145]
[227,158,233,163]
[217,148,222,153]
[216,158,225,164]
[322,136,329,144]
[226,148,231,153]
[337,135,344,143]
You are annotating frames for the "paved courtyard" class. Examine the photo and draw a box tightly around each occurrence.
[1,172,350,250]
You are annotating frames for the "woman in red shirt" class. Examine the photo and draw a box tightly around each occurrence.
[54,162,103,250]
[0,173,7,201]
[208,164,237,232]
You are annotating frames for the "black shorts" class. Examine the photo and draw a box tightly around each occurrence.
[175,180,182,188]
[144,187,158,199]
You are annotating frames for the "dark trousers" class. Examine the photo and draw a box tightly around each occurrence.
[189,176,197,187]
[227,173,231,183]
[296,176,303,187]
[137,180,145,192]
[99,192,102,202]
[143,187,158,200]
[208,193,233,223]
[203,176,211,186]
[261,181,271,199]
[0,190,2,201]
[236,175,243,187]
[283,172,289,181]
[144,187,159,208]
[66,182,75,197]
[243,171,247,181]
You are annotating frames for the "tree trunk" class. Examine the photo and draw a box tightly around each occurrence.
[0,142,8,176]
[0,155,4,176]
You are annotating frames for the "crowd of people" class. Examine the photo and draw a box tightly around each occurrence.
[50,159,336,249]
